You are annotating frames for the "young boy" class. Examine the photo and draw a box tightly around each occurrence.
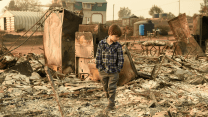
[96,24,124,111]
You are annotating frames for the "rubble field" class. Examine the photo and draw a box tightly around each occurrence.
[1,44,208,117]
[0,31,208,117]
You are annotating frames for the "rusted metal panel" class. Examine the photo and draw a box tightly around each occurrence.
[168,13,190,41]
[168,13,205,56]
[43,9,83,73]
[75,32,94,58]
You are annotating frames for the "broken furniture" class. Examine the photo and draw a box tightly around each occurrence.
[141,40,171,56]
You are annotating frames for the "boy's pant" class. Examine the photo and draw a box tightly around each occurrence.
[99,70,119,107]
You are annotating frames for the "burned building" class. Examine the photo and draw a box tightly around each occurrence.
[192,15,208,54]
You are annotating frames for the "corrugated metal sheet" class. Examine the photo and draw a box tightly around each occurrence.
[168,13,205,56]
[10,11,44,31]
[1,11,44,31]
[9,11,43,16]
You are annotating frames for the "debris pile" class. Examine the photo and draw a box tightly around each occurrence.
[0,50,208,117]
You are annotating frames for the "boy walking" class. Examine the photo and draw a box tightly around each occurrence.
[96,24,124,111]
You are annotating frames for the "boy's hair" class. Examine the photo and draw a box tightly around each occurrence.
[108,24,122,37]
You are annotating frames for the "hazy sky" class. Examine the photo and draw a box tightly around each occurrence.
[0,0,204,21]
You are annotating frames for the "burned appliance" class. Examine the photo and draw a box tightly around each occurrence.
[75,32,94,78]
[43,8,83,73]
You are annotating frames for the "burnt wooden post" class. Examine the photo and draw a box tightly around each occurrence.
[45,66,65,117]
